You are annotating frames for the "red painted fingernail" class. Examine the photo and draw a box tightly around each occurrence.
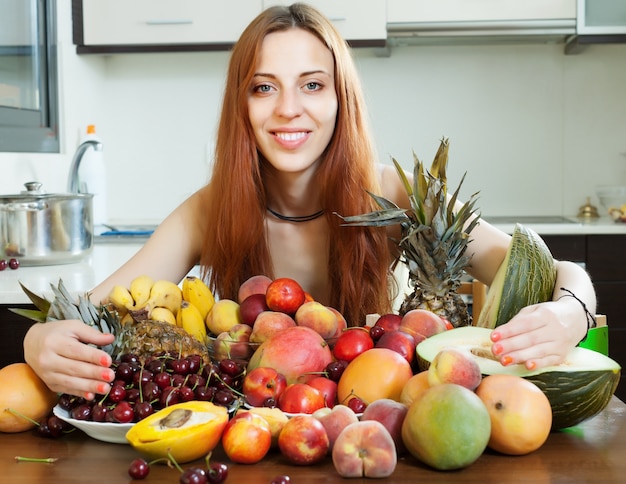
[84,392,95,400]
[526,360,537,371]
[492,343,503,355]
[501,355,513,366]
[491,331,502,342]
[100,355,110,366]
[101,369,113,382]
[97,383,109,394]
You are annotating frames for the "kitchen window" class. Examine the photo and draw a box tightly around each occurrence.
[0,0,59,153]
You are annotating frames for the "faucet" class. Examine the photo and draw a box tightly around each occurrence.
[67,139,103,193]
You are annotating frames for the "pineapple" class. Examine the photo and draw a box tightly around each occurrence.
[11,279,210,364]
[336,138,480,327]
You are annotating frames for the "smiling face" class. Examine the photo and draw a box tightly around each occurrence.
[248,28,338,176]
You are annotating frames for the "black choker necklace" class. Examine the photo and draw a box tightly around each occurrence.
[267,207,325,223]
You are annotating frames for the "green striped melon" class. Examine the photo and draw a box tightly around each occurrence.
[416,326,621,430]
[476,223,556,328]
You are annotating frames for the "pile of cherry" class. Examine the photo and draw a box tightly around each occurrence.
[39,352,245,438]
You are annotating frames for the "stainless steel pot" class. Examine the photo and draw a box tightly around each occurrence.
[0,182,93,266]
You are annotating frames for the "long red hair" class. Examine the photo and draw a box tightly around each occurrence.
[199,3,394,325]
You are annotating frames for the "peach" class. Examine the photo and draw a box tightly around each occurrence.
[307,376,338,409]
[399,309,447,339]
[328,307,348,338]
[295,301,339,339]
[235,407,288,448]
[212,323,253,361]
[205,299,242,335]
[265,277,306,315]
[313,404,359,451]
[399,371,431,407]
[238,275,272,303]
[360,398,408,454]
[249,310,296,344]
[332,420,397,478]
[427,348,482,391]
[278,415,329,465]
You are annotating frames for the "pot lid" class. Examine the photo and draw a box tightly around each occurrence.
[0,182,93,202]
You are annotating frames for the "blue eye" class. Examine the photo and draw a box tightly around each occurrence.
[305,82,321,91]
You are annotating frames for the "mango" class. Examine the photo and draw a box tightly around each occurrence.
[401,383,491,470]
[125,401,228,463]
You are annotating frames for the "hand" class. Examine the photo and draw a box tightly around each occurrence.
[23,320,116,399]
[489,301,580,371]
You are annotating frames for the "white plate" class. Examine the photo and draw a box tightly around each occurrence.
[53,405,134,444]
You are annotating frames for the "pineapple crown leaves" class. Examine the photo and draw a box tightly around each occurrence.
[10,279,120,341]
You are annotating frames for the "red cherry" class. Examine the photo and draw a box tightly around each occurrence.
[348,396,367,413]
[128,458,150,480]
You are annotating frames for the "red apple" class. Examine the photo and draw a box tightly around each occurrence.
[249,311,296,344]
[374,313,402,333]
[399,309,447,339]
[332,327,374,363]
[278,415,330,465]
[332,420,397,478]
[360,398,409,454]
[221,411,272,464]
[265,277,306,315]
[306,376,338,409]
[238,275,272,303]
[313,404,359,451]
[240,293,269,326]
[278,383,326,414]
[243,367,288,408]
[295,301,339,339]
[375,330,417,365]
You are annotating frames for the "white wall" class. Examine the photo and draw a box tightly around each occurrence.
[2,0,625,224]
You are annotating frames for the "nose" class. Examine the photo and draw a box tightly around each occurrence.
[275,89,303,118]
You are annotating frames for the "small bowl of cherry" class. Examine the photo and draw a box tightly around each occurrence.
[53,405,134,444]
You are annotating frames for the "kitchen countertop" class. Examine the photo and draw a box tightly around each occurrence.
[2,217,626,305]
[2,396,625,483]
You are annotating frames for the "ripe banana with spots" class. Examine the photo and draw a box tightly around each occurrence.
[145,280,183,316]
[150,307,177,326]
[182,276,215,320]
[129,275,154,308]
[108,285,135,315]
[177,300,208,343]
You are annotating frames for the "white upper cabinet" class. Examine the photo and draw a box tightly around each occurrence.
[577,0,626,35]
[387,0,576,38]
[77,0,263,48]
[262,1,387,45]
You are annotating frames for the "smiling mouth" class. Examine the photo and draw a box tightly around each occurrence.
[274,131,309,141]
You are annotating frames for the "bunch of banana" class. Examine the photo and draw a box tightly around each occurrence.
[107,275,216,344]
[179,276,216,344]
[108,276,182,325]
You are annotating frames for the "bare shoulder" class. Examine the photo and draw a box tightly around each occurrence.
[377,162,412,209]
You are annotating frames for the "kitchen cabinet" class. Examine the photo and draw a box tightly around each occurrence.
[72,0,263,53]
[0,305,32,369]
[386,0,576,40]
[262,0,387,46]
[577,0,626,35]
[543,234,626,402]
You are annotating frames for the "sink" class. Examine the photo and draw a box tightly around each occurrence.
[483,216,579,224]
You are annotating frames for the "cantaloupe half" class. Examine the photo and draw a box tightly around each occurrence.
[476,223,557,328]
[416,326,621,430]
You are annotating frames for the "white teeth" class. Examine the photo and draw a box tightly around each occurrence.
[275,132,306,141]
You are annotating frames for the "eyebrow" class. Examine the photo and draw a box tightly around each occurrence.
[252,69,331,79]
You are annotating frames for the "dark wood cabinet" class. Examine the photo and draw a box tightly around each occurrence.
[543,234,626,402]
[0,305,34,369]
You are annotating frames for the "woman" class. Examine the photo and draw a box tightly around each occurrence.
[24,3,595,400]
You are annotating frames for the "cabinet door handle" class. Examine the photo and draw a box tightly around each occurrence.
[145,19,193,26]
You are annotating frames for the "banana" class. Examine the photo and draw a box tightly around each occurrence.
[145,279,183,316]
[182,275,215,320]
[177,300,208,343]
[107,284,135,314]
[150,307,177,326]
[120,312,134,325]
[129,275,154,308]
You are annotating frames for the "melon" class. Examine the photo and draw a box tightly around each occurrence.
[416,326,620,429]
[476,223,556,328]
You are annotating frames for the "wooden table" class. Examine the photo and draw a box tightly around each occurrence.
[3,397,626,483]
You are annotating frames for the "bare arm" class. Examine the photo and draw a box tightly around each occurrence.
[23,186,210,398]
